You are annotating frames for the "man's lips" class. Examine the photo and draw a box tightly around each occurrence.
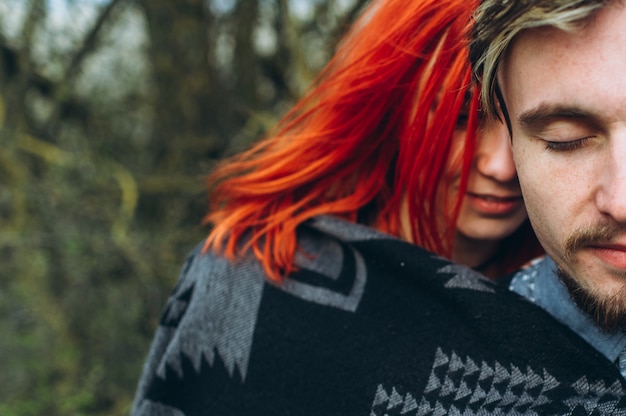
[588,243,626,269]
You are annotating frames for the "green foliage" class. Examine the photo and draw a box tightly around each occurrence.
[0,0,369,414]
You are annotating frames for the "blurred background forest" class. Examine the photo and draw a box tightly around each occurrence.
[0,0,369,414]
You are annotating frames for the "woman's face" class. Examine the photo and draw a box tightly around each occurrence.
[450,117,528,242]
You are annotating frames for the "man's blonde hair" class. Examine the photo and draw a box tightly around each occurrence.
[470,0,608,118]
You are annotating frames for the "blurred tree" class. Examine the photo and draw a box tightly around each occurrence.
[138,0,220,165]
[0,0,369,414]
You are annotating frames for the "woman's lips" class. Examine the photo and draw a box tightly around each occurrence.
[465,192,524,216]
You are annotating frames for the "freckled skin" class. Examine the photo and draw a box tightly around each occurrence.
[500,0,626,302]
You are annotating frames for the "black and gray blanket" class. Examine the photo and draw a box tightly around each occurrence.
[132,215,626,415]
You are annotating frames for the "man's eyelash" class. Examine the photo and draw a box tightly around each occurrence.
[544,136,593,152]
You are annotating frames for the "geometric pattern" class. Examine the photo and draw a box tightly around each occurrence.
[370,348,626,415]
[437,263,496,293]
[155,251,266,382]
[273,237,367,312]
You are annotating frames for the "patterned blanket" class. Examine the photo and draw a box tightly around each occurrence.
[132,216,626,415]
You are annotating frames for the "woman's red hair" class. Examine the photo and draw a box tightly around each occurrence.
[203,0,485,281]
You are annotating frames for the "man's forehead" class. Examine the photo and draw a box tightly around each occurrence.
[500,1,626,122]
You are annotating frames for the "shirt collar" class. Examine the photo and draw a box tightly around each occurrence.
[510,256,626,362]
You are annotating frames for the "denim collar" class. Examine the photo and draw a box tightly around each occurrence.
[510,256,626,363]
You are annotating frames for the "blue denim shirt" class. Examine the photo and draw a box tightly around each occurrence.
[510,256,626,379]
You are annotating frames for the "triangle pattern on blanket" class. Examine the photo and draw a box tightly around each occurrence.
[370,348,626,415]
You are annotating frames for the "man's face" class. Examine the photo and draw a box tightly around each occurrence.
[499,0,626,331]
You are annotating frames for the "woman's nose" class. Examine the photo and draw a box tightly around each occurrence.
[475,121,517,183]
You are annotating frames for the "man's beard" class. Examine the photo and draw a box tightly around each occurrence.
[558,224,626,334]
[557,268,626,334]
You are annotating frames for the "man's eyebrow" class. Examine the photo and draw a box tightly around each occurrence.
[518,104,601,131]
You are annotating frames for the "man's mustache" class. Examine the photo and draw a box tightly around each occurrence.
[564,223,626,262]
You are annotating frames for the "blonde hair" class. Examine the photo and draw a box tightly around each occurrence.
[470,0,608,118]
